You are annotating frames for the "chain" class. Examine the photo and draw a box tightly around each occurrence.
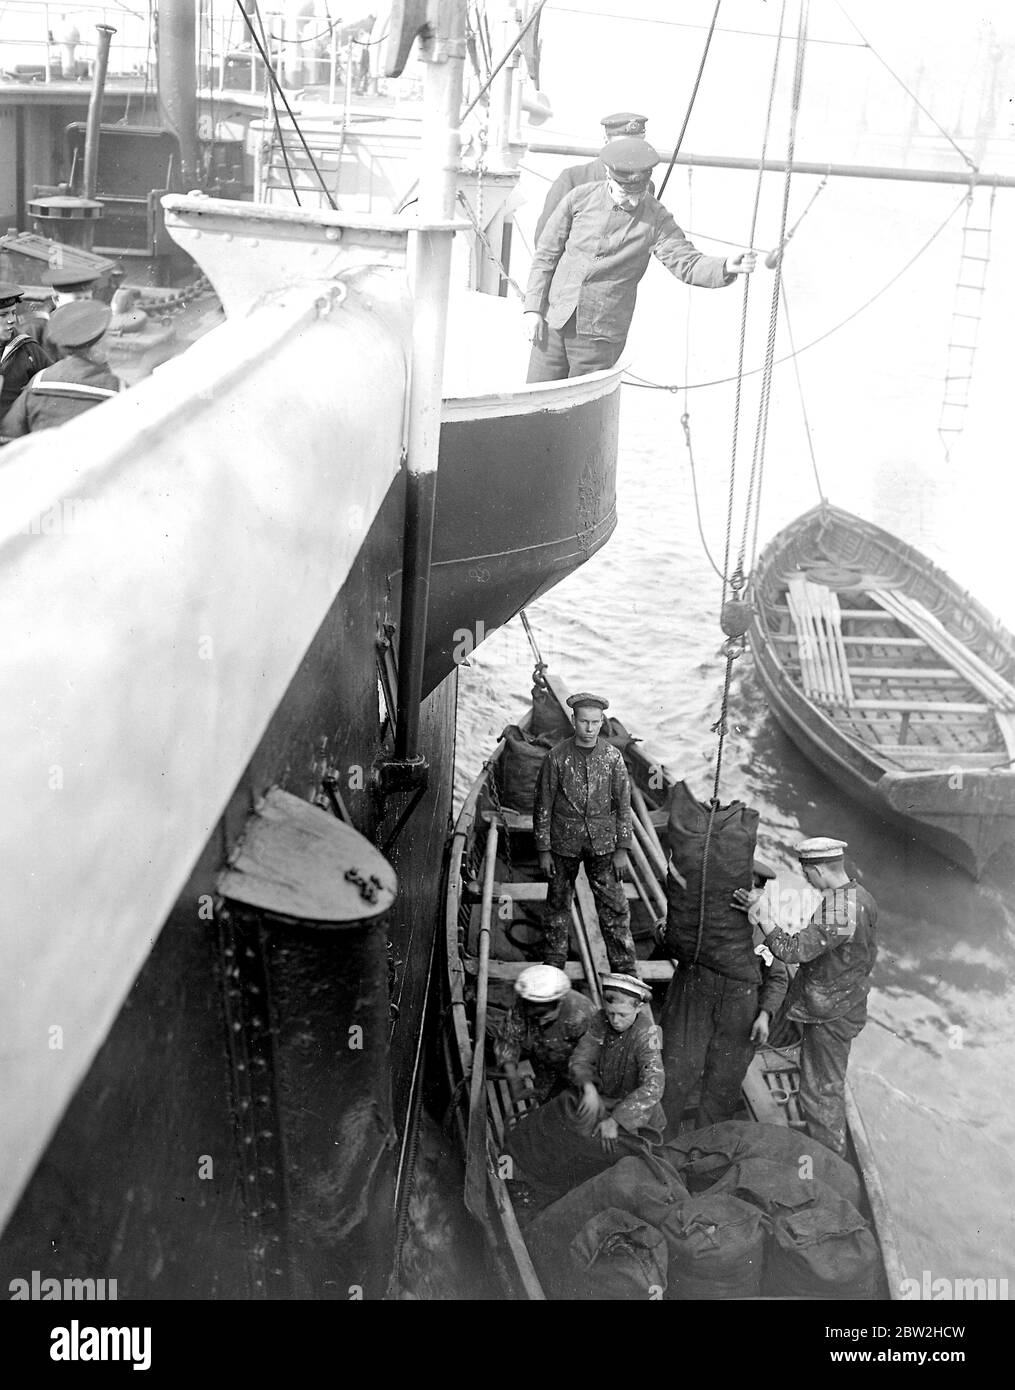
[456,189,525,299]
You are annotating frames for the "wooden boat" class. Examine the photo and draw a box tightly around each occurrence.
[442,665,903,1299]
[749,503,1015,879]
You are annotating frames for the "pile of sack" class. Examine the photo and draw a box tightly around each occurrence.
[526,1120,881,1301]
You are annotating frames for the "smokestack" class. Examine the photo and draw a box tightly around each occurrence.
[158,0,200,186]
[82,25,116,201]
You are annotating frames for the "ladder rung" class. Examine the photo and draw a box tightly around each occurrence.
[956,283,986,292]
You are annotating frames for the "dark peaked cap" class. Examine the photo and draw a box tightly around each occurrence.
[47,299,111,350]
[601,112,648,135]
[0,282,25,309]
[600,138,660,175]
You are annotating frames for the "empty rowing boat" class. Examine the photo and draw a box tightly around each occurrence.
[749,503,1015,878]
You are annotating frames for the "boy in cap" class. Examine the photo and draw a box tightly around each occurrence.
[533,691,638,973]
[1,300,120,438]
[524,137,756,381]
[533,111,652,242]
[492,964,597,1104]
[506,972,665,1198]
[0,283,52,416]
[745,837,879,1157]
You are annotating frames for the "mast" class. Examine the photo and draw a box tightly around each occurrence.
[158,0,200,186]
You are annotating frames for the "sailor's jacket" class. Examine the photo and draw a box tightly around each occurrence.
[533,735,634,857]
[568,1009,666,1134]
[767,880,879,1023]
[524,180,734,343]
[1,355,120,437]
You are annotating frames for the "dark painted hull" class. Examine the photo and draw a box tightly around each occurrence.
[0,475,454,1299]
[749,504,1015,878]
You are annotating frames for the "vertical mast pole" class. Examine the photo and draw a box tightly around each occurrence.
[158,0,200,186]
[392,0,466,766]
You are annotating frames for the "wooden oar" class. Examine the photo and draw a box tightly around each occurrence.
[464,818,498,1221]
[627,832,668,921]
[630,782,687,889]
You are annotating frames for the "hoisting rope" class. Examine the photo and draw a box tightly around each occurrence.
[738,0,810,587]
[694,0,809,966]
[658,0,722,200]
[721,0,787,610]
[623,191,967,393]
[779,280,827,508]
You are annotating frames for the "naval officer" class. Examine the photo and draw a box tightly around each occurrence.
[533,111,653,242]
[743,836,879,1157]
[1,300,121,438]
[524,138,756,382]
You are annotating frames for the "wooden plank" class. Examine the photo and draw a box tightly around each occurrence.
[845,1082,908,1300]
[771,633,927,647]
[839,667,960,679]
[482,959,675,983]
[465,821,498,1220]
[849,699,989,713]
[573,865,612,980]
[467,878,640,901]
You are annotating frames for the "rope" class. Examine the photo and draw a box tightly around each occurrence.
[240,1,339,211]
[722,0,787,609]
[456,190,525,298]
[461,0,550,123]
[658,0,722,199]
[738,0,810,583]
[779,280,826,505]
[833,0,977,174]
[621,191,967,393]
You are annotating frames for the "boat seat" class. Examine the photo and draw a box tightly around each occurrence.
[479,959,675,983]
[847,699,988,714]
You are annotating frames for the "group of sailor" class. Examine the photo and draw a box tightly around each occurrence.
[523,110,759,382]
[0,271,120,441]
[495,689,879,1200]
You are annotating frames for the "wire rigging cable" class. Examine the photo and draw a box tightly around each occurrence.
[658,0,721,200]
[238,0,338,211]
[623,191,967,393]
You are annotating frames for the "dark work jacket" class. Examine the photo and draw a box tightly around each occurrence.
[0,334,51,413]
[524,181,733,342]
[1,355,121,437]
[533,735,633,856]
[568,1009,665,1134]
[767,880,879,1023]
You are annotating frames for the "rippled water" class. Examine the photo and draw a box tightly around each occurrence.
[455,152,1015,1292]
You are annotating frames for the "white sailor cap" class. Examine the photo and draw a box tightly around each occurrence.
[795,836,848,863]
[600,972,651,1002]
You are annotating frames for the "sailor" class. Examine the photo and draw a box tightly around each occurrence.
[492,964,597,1104]
[534,692,638,974]
[0,282,52,416]
[41,265,103,307]
[747,837,879,1158]
[660,859,790,1136]
[1,300,121,439]
[533,110,652,242]
[506,972,665,1197]
[524,138,756,382]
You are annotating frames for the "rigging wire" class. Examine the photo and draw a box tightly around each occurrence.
[779,280,826,507]
[658,0,722,200]
[832,0,977,174]
[721,0,787,608]
[738,0,810,585]
[622,190,968,393]
[460,0,549,123]
[250,0,302,206]
[239,0,338,211]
